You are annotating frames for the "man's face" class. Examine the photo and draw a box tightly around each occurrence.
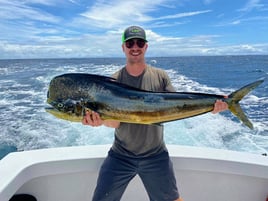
[122,38,148,62]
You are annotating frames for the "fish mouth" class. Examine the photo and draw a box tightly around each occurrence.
[45,106,56,111]
[45,106,83,122]
[45,107,61,116]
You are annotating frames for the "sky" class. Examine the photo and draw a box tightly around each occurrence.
[0,0,268,59]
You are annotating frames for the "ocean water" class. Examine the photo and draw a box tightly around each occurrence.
[0,56,267,159]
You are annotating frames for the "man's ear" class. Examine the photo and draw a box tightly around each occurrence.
[144,43,148,51]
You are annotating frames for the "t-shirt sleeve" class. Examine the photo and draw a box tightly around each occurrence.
[160,70,176,92]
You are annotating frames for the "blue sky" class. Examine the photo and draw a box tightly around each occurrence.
[0,0,268,59]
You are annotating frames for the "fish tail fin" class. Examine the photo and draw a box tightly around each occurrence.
[227,79,264,129]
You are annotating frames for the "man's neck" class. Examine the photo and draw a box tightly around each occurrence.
[125,61,147,77]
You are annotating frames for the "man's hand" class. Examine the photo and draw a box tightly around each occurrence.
[82,111,103,127]
[212,99,228,114]
[82,110,120,128]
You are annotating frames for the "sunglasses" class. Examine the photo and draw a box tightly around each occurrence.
[125,39,146,49]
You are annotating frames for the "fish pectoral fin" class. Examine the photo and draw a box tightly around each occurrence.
[82,107,93,116]
[84,102,100,112]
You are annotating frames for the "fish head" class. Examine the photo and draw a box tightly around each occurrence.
[46,98,88,122]
[46,73,120,122]
[46,74,96,121]
[47,74,90,101]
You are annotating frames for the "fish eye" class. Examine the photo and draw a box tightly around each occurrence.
[57,103,64,108]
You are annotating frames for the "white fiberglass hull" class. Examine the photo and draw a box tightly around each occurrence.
[0,145,267,201]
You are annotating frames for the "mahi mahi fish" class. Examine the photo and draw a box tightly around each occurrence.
[46,73,264,129]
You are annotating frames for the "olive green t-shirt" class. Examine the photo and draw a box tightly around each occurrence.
[111,65,175,157]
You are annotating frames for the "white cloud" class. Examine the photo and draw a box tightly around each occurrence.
[77,0,212,29]
[155,10,212,20]
[195,43,268,56]
[78,0,163,29]
[0,1,60,23]
[0,31,124,59]
[1,33,268,59]
[231,20,241,25]
[238,0,264,12]
[228,15,268,26]
[24,0,56,6]
[0,0,267,59]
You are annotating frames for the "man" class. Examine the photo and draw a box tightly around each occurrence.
[83,26,228,201]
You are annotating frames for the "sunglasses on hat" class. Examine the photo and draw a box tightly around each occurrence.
[125,39,146,49]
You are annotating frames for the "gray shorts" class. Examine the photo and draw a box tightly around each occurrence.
[92,149,180,201]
